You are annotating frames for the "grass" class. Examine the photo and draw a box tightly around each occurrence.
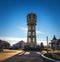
[0,49,23,61]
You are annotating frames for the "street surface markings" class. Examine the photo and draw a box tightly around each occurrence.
[24,52,30,55]
[36,52,41,55]
[19,51,25,55]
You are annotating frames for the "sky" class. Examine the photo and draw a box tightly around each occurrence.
[0,0,60,45]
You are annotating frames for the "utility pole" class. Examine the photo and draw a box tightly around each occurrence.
[46,36,48,53]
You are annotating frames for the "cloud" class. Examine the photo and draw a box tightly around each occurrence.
[0,37,27,45]
[20,27,27,31]
[36,30,45,34]
[0,27,45,45]
[0,37,50,46]
[0,37,26,41]
[37,40,51,45]
[19,27,45,34]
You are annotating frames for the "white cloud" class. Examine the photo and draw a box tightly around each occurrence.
[37,40,51,45]
[0,37,27,45]
[20,27,27,31]
[19,27,45,34]
[36,30,45,34]
[0,37,50,46]
[0,27,46,45]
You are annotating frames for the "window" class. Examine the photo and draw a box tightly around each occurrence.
[33,32,34,36]
[32,26,34,30]
[29,32,31,36]
[29,38,31,42]
[31,26,34,30]
[33,38,35,42]
[28,26,31,30]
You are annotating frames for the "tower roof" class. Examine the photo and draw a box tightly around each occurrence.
[27,12,37,17]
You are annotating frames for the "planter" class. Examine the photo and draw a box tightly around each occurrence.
[52,53,60,60]
[41,53,60,62]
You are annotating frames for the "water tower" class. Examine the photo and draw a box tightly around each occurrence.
[27,13,37,48]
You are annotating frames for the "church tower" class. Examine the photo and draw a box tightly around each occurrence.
[27,13,37,48]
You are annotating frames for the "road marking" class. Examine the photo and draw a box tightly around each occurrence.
[24,52,30,55]
[19,51,25,55]
[36,52,41,55]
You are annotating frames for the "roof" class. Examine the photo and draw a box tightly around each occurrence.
[58,39,60,42]
[52,35,57,40]
[27,12,37,17]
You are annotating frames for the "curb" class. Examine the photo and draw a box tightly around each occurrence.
[41,53,60,62]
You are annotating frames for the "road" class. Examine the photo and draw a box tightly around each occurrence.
[2,51,45,62]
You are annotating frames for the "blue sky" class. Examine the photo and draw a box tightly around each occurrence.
[0,0,60,45]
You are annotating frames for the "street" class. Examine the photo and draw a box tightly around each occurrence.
[2,51,45,62]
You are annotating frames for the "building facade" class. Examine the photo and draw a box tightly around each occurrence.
[0,40,10,49]
[51,35,60,50]
[12,40,25,49]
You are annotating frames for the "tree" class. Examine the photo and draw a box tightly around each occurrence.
[40,42,44,51]
[0,39,10,51]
